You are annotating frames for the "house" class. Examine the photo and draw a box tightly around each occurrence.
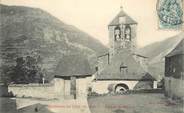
[7,55,93,99]
[146,33,184,82]
[54,55,93,99]
[92,7,156,94]
[164,38,184,99]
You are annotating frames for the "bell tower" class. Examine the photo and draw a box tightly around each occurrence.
[108,6,137,55]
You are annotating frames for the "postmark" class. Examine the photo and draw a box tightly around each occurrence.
[157,0,183,29]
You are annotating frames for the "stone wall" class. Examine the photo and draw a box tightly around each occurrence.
[92,80,157,94]
[8,83,57,99]
[165,77,184,99]
[76,76,92,98]
[92,80,139,94]
[54,78,64,98]
[8,77,93,99]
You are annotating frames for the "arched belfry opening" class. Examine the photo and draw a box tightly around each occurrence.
[108,5,137,54]
[114,26,121,41]
[124,25,131,41]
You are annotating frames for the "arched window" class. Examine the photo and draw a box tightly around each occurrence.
[114,26,121,41]
[115,84,129,93]
[120,62,128,74]
[124,25,131,41]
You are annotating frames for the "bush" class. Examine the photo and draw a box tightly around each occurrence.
[2,91,15,97]
[87,87,92,94]
[88,91,100,97]
[1,56,45,84]
[107,84,115,93]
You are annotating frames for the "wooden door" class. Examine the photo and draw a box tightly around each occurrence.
[70,76,76,99]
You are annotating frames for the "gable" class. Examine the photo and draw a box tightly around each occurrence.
[96,50,154,80]
[109,10,137,26]
[166,38,184,57]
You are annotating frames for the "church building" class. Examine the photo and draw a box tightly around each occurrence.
[92,7,157,94]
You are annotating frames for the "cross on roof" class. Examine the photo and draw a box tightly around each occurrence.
[120,0,124,10]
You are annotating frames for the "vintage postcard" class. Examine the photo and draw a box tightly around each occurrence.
[0,0,184,113]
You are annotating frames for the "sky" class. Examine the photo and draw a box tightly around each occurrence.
[1,0,183,47]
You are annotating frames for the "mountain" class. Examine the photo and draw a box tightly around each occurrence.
[0,4,107,81]
[137,32,184,79]
[137,32,184,61]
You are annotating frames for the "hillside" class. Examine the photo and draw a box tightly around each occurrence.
[138,32,184,79]
[138,32,184,61]
[0,4,107,81]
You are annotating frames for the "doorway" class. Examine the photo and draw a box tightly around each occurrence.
[115,83,129,93]
[70,76,76,99]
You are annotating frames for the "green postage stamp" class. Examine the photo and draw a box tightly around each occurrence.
[157,0,183,29]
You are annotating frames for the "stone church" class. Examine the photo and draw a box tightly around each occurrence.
[92,7,157,94]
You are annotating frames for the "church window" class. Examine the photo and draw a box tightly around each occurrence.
[114,26,121,41]
[120,62,128,75]
[124,25,131,41]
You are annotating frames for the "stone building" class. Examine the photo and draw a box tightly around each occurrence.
[164,38,184,99]
[108,7,137,54]
[92,7,156,94]
[54,55,93,99]
[8,55,93,99]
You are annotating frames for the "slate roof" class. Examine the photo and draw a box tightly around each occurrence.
[54,55,93,77]
[136,32,184,60]
[146,33,184,80]
[109,10,137,26]
[166,38,184,57]
[96,49,155,81]
[148,62,165,80]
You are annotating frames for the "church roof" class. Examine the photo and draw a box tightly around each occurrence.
[109,10,137,26]
[96,49,155,81]
[166,38,184,57]
[54,55,93,78]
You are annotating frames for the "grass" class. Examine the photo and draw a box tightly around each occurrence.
[0,97,19,113]
[1,97,91,113]
[87,93,184,113]
[1,93,183,113]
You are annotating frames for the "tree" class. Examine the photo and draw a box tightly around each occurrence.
[5,55,44,84]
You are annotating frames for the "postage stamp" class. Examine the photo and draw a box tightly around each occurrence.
[157,0,183,29]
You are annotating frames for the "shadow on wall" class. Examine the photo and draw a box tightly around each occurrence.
[18,103,54,113]
[133,81,153,90]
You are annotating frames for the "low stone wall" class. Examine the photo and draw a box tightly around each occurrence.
[92,80,139,94]
[76,76,92,98]
[165,77,184,99]
[8,77,93,99]
[8,83,57,99]
[92,80,158,94]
